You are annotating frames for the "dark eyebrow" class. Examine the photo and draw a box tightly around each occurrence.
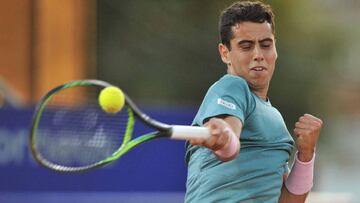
[237,38,273,46]
[238,40,254,46]
[259,38,273,43]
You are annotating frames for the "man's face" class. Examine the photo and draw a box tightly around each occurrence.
[219,22,277,94]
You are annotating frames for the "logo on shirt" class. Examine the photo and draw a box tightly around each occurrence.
[217,98,236,110]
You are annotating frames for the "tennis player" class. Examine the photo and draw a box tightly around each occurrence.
[185,1,323,202]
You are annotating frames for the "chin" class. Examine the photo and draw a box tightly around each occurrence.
[249,80,269,90]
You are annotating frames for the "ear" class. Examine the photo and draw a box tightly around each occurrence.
[218,43,231,66]
[274,38,278,60]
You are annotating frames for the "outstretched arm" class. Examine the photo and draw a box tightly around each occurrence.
[190,116,242,161]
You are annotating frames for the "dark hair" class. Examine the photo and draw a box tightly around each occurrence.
[219,1,275,49]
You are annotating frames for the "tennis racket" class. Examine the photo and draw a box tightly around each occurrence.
[30,80,209,173]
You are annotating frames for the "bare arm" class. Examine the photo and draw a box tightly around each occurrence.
[278,174,309,203]
[190,116,242,161]
[279,114,323,203]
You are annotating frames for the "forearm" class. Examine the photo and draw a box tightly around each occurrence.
[281,113,322,202]
[190,116,242,161]
[213,116,242,161]
[279,184,308,203]
[279,151,315,203]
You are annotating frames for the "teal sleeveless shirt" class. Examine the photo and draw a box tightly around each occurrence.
[185,74,294,203]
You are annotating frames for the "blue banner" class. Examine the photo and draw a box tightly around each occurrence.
[0,107,197,192]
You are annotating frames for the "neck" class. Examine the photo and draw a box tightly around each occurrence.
[251,87,269,101]
[225,71,270,101]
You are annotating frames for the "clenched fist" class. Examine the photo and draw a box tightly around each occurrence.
[294,114,323,162]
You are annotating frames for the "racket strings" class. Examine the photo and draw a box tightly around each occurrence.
[34,86,132,168]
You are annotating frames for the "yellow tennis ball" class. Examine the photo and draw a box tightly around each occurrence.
[98,86,125,114]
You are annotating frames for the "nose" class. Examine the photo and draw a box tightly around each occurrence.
[253,45,264,62]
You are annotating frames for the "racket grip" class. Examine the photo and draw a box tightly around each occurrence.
[170,125,210,140]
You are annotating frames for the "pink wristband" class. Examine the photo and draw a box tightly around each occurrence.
[214,128,239,159]
[285,151,315,195]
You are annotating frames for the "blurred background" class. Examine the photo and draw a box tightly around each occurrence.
[0,0,359,202]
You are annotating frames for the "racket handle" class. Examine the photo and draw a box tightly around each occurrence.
[170,125,210,140]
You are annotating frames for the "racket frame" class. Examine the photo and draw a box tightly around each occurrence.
[29,79,208,173]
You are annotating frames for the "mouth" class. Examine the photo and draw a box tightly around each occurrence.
[250,66,267,72]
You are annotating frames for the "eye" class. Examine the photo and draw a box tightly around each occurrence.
[240,42,253,50]
[260,42,272,49]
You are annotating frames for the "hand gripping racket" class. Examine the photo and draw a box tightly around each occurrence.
[30,80,209,173]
